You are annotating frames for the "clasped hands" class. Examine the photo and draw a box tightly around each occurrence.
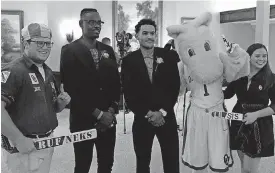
[96,107,116,132]
[145,110,165,127]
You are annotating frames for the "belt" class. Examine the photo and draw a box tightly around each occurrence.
[25,130,53,139]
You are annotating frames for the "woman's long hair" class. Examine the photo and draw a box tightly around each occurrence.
[247,43,274,89]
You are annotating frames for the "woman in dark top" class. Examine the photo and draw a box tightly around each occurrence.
[224,43,275,173]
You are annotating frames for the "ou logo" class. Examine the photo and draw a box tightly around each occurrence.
[224,154,231,166]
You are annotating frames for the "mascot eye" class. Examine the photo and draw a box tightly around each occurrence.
[204,41,211,51]
[187,48,196,57]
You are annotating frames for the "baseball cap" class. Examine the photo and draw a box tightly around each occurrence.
[21,23,52,42]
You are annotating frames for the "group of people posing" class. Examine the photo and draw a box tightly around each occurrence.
[1,7,275,173]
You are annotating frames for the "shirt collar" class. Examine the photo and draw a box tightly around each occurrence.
[23,53,50,71]
[80,36,100,50]
[141,47,154,58]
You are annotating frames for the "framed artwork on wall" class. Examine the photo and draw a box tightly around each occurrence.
[180,17,194,25]
[112,0,163,52]
[1,10,24,65]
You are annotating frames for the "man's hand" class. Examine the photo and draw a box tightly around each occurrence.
[145,111,165,127]
[96,111,116,132]
[14,136,36,154]
[108,107,116,116]
[56,84,71,111]
[145,110,153,119]
[99,111,115,127]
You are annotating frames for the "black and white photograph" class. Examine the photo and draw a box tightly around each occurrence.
[1,1,275,173]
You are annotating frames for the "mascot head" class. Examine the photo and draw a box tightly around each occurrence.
[167,12,223,84]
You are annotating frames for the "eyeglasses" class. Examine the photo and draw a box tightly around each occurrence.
[29,40,54,48]
[82,20,104,26]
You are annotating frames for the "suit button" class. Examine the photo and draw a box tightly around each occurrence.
[100,88,103,91]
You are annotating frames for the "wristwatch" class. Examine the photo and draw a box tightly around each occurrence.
[97,111,104,120]
[159,108,167,117]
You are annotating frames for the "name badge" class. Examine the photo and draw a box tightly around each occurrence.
[29,73,39,84]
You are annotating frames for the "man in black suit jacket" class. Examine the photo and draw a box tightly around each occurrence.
[60,8,121,173]
[121,19,180,173]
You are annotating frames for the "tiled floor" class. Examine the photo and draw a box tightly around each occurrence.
[2,94,275,173]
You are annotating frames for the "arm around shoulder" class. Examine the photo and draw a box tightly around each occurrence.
[168,49,180,63]
[220,45,250,82]
[223,80,236,99]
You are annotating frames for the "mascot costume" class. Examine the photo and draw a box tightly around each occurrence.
[167,12,250,172]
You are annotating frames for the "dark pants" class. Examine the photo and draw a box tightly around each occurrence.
[132,116,179,173]
[73,126,116,173]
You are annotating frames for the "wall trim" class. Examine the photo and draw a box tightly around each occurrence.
[220,5,275,23]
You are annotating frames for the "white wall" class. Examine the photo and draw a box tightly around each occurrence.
[6,1,274,71]
[2,1,113,71]
[162,1,221,50]
[93,1,113,44]
[46,1,95,71]
[1,1,48,25]
[220,22,275,72]
[162,1,179,47]
[214,0,257,12]
[2,0,220,70]
[220,23,255,51]
[46,1,113,71]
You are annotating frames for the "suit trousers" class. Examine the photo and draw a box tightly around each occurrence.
[132,116,179,173]
[73,126,116,173]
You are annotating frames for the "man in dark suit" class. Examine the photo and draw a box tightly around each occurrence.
[121,19,180,173]
[60,8,121,173]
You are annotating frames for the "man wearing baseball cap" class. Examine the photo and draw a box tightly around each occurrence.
[1,23,71,173]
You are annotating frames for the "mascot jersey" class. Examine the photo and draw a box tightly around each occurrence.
[183,68,224,109]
